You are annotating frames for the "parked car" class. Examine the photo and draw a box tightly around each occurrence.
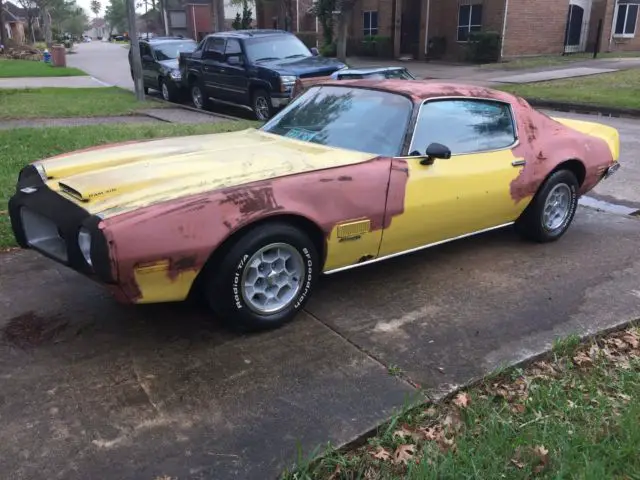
[180,29,347,120]
[128,36,197,102]
[8,81,620,332]
[291,66,415,98]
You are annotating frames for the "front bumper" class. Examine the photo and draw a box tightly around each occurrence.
[8,165,115,284]
[271,93,291,109]
[603,161,620,179]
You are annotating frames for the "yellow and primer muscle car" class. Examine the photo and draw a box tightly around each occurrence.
[9,80,621,331]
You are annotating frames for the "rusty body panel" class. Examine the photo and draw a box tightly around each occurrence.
[9,79,620,309]
[100,156,404,302]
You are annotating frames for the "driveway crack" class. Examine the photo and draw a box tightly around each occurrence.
[304,309,425,394]
[130,349,162,416]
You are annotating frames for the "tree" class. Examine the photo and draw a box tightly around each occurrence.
[90,0,100,18]
[335,0,354,61]
[105,0,127,33]
[232,0,252,29]
[0,0,9,47]
[16,0,40,43]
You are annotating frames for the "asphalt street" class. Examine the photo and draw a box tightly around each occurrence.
[0,41,637,480]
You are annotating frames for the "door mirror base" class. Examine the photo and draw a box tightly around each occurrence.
[420,142,451,165]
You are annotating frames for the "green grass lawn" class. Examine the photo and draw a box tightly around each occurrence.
[283,326,640,479]
[482,51,640,70]
[498,69,640,110]
[0,120,258,249]
[0,59,86,77]
[0,87,169,120]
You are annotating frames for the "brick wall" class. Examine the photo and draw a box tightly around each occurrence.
[502,0,569,57]
[428,0,505,61]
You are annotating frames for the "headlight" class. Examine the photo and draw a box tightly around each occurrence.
[78,228,92,266]
[280,75,297,92]
[35,164,47,182]
[169,70,181,80]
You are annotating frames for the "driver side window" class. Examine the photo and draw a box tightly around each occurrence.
[410,99,517,156]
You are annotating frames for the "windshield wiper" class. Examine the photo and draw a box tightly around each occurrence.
[254,57,280,62]
[284,54,307,59]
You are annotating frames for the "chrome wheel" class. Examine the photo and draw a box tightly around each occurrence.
[161,82,170,101]
[241,242,305,315]
[191,85,203,109]
[254,95,271,120]
[543,183,571,231]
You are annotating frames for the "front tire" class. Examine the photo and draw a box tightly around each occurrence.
[190,80,209,110]
[160,78,178,102]
[515,169,579,243]
[203,222,319,332]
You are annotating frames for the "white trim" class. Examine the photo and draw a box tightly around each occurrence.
[363,10,378,37]
[500,0,509,58]
[424,0,431,54]
[296,0,300,32]
[324,222,515,275]
[456,2,483,42]
[613,1,639,38]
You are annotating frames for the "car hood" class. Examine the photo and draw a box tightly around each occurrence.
[158,59,179,70]
[257,56,346,76]
[36,128,376,218]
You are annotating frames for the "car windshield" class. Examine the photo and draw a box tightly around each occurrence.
[154,41,197,61]
[261,86,413,157]
[244,34,311,62]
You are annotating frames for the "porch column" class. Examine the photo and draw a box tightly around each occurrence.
[418,0,429,60]
[394,0,403,58]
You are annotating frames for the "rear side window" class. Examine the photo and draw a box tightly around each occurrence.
[410,99,517,155]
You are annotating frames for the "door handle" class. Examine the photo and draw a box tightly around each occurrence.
[511,159,526,167]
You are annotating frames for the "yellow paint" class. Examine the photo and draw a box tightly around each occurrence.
[378,149,531,257]
[36,129,377,218]
[323,221,382,271]
[553,116,621,161]
[133,260,198,303]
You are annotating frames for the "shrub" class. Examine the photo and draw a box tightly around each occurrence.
[320,42,336,57]
[464,31,502,63]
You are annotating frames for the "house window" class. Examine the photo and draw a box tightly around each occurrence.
[614,1,639,37]
[457,2,483,42]
[363,11,378,37]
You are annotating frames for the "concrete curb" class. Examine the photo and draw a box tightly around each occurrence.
[146,95,249,122]
[526,98,640,119]
[299,316,640,464]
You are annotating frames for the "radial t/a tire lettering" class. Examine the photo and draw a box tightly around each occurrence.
[204,222,319,332]
[515,169,579,243]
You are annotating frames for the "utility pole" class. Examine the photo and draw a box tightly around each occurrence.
[127,0,145,100]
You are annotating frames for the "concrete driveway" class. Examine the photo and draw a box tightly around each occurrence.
[1,44,639,480]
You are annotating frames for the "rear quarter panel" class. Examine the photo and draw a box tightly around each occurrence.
[100,157,402,303]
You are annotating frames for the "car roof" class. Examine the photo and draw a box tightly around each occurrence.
[142,37,195,44]
[206,29,292,39]
[338,66,408,75]
[315,79,518,103]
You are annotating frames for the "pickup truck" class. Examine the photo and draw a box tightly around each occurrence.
[179,29,347,120]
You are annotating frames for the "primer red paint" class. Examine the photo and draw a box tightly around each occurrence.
[100,156,407,302]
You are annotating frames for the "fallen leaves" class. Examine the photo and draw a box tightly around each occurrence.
[371,446,391,461]
[532,445,550,473]
[393,444,415,465]
[453,392,471,408]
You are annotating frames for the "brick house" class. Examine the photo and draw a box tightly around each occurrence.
[167,0,255,40]
[257,0,640,60]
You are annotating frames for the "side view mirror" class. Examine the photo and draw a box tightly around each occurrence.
[227,55,243,66]
[310,47,319,56]
[420,142,451,165]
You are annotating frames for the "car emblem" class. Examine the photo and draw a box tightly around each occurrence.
[21,187,38,194]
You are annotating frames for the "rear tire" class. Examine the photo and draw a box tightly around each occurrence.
[252,89,273,121]
[515,169,579,243]
[203,222,319,332]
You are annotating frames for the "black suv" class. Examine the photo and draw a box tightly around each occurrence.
[128,36,198,102]
[181,29,347,120]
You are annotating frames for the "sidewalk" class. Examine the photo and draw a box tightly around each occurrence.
[0,76,110,89]
[346,55,640,85]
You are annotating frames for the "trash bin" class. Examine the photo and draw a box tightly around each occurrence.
[51,44,67,68]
